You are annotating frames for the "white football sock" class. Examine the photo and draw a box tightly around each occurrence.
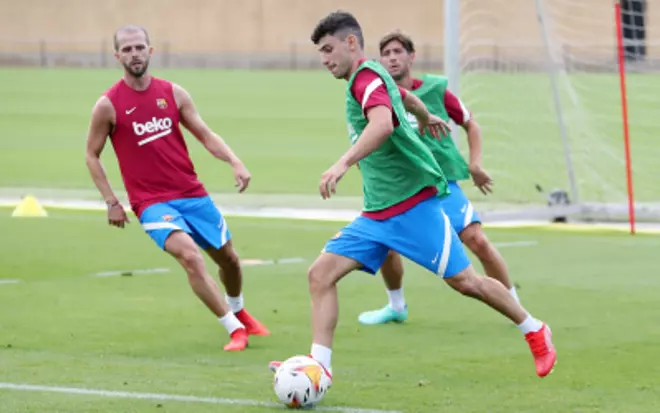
[226,293,244,313]
[387,288,406,312]
[509,286,520,303]
[310,343,332,373]
[517,314,543,335]
[218,312,244,334]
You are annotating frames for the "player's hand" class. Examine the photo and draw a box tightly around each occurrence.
[469,163,493,195]
[107,201,130,228]
[231,161,251,193]
[320,161,349,199]
[419,115,451,139]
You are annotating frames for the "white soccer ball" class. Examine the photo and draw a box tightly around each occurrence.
[273,355,331,408]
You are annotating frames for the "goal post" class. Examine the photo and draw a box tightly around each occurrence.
[535,0,581,209]
[442,0,655,225]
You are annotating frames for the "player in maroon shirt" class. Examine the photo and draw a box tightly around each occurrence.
[84,25,268,352]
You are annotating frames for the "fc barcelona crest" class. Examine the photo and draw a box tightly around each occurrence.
[156,98,168,109]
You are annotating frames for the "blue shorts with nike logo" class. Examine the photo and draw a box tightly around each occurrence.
[139,196,231,250]
[440,181,481,234]
[323,195,471,278]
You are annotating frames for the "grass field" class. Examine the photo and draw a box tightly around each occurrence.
[0,68,658,207]
[1,68,659,412]
[1,208,660,412]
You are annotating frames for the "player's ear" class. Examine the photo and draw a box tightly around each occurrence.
[148,46,154,56]
[346,34,358,51]
[409,51,416,64]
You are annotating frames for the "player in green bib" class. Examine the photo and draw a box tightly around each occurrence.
[358,31,523,326]
[269,12,556,388]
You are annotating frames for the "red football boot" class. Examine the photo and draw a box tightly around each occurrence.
[235,309,270,336]
[525,324,557,377]
[223,328,248,352]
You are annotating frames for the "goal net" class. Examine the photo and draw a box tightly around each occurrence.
[450,0,659,223]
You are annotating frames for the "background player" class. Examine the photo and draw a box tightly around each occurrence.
[84,25,269,352]
[270,11,556,381]
[358,31,521,325]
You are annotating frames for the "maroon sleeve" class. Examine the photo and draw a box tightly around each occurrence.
[350,69,399,126]
[398,87,408,100]
[444,89,471,125]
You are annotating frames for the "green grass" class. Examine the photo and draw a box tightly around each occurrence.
[1,209,660,412]
[0,68,658,206]
[0,67,658,410]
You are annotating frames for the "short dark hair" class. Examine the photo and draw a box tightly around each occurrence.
[379,30,415,54]
[310,11,364,49]
[113,25,150,51]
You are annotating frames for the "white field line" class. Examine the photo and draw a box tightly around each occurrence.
[242,258,307,267]
[92,268,171,277]
[276,257,306,264]
[0,198,358,222]
[0,279,20,285]
[91,258,307,277]
[0,382,403,413]
[5,197,660,234]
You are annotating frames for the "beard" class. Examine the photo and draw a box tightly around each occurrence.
[124,60,149,78]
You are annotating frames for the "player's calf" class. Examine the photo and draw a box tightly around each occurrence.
[444,265,525,322]
[206,241,270,336]
[206,241,242,297]
[380,251,407,312]
[166,231,248,351]
[306,253,360,372]
[381,250,405,291]
[445,266,556,377]
[269,253,354,379]
[307,256,342,346]
[357,251,409,325]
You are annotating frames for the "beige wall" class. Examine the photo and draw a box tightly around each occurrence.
[1,0,658,59]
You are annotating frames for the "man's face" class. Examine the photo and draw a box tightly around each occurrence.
[114,30,153,78]
[380,40,414,81]
[317,34,354,79]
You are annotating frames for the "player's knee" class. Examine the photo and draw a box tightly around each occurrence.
[307,261,334,293]
[462,226,492,259]
[445,270,482,298]
[219,245,241,272]
[177,247,205,277]
[381,251,404,280]
[307,264,323,291]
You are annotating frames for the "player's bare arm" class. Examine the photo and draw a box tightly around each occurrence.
[320,105,392,199]
[173,84,251,192]
[85,96,130,228]
[462,118,492,194]
[400,90,450,139]
[444,88,492,194]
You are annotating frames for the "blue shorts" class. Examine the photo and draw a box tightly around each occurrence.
[323,196,471,278]
[440,181,481,234]
[139,196,231,251]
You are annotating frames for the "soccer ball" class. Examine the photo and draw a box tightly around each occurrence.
[273,355,331,408]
